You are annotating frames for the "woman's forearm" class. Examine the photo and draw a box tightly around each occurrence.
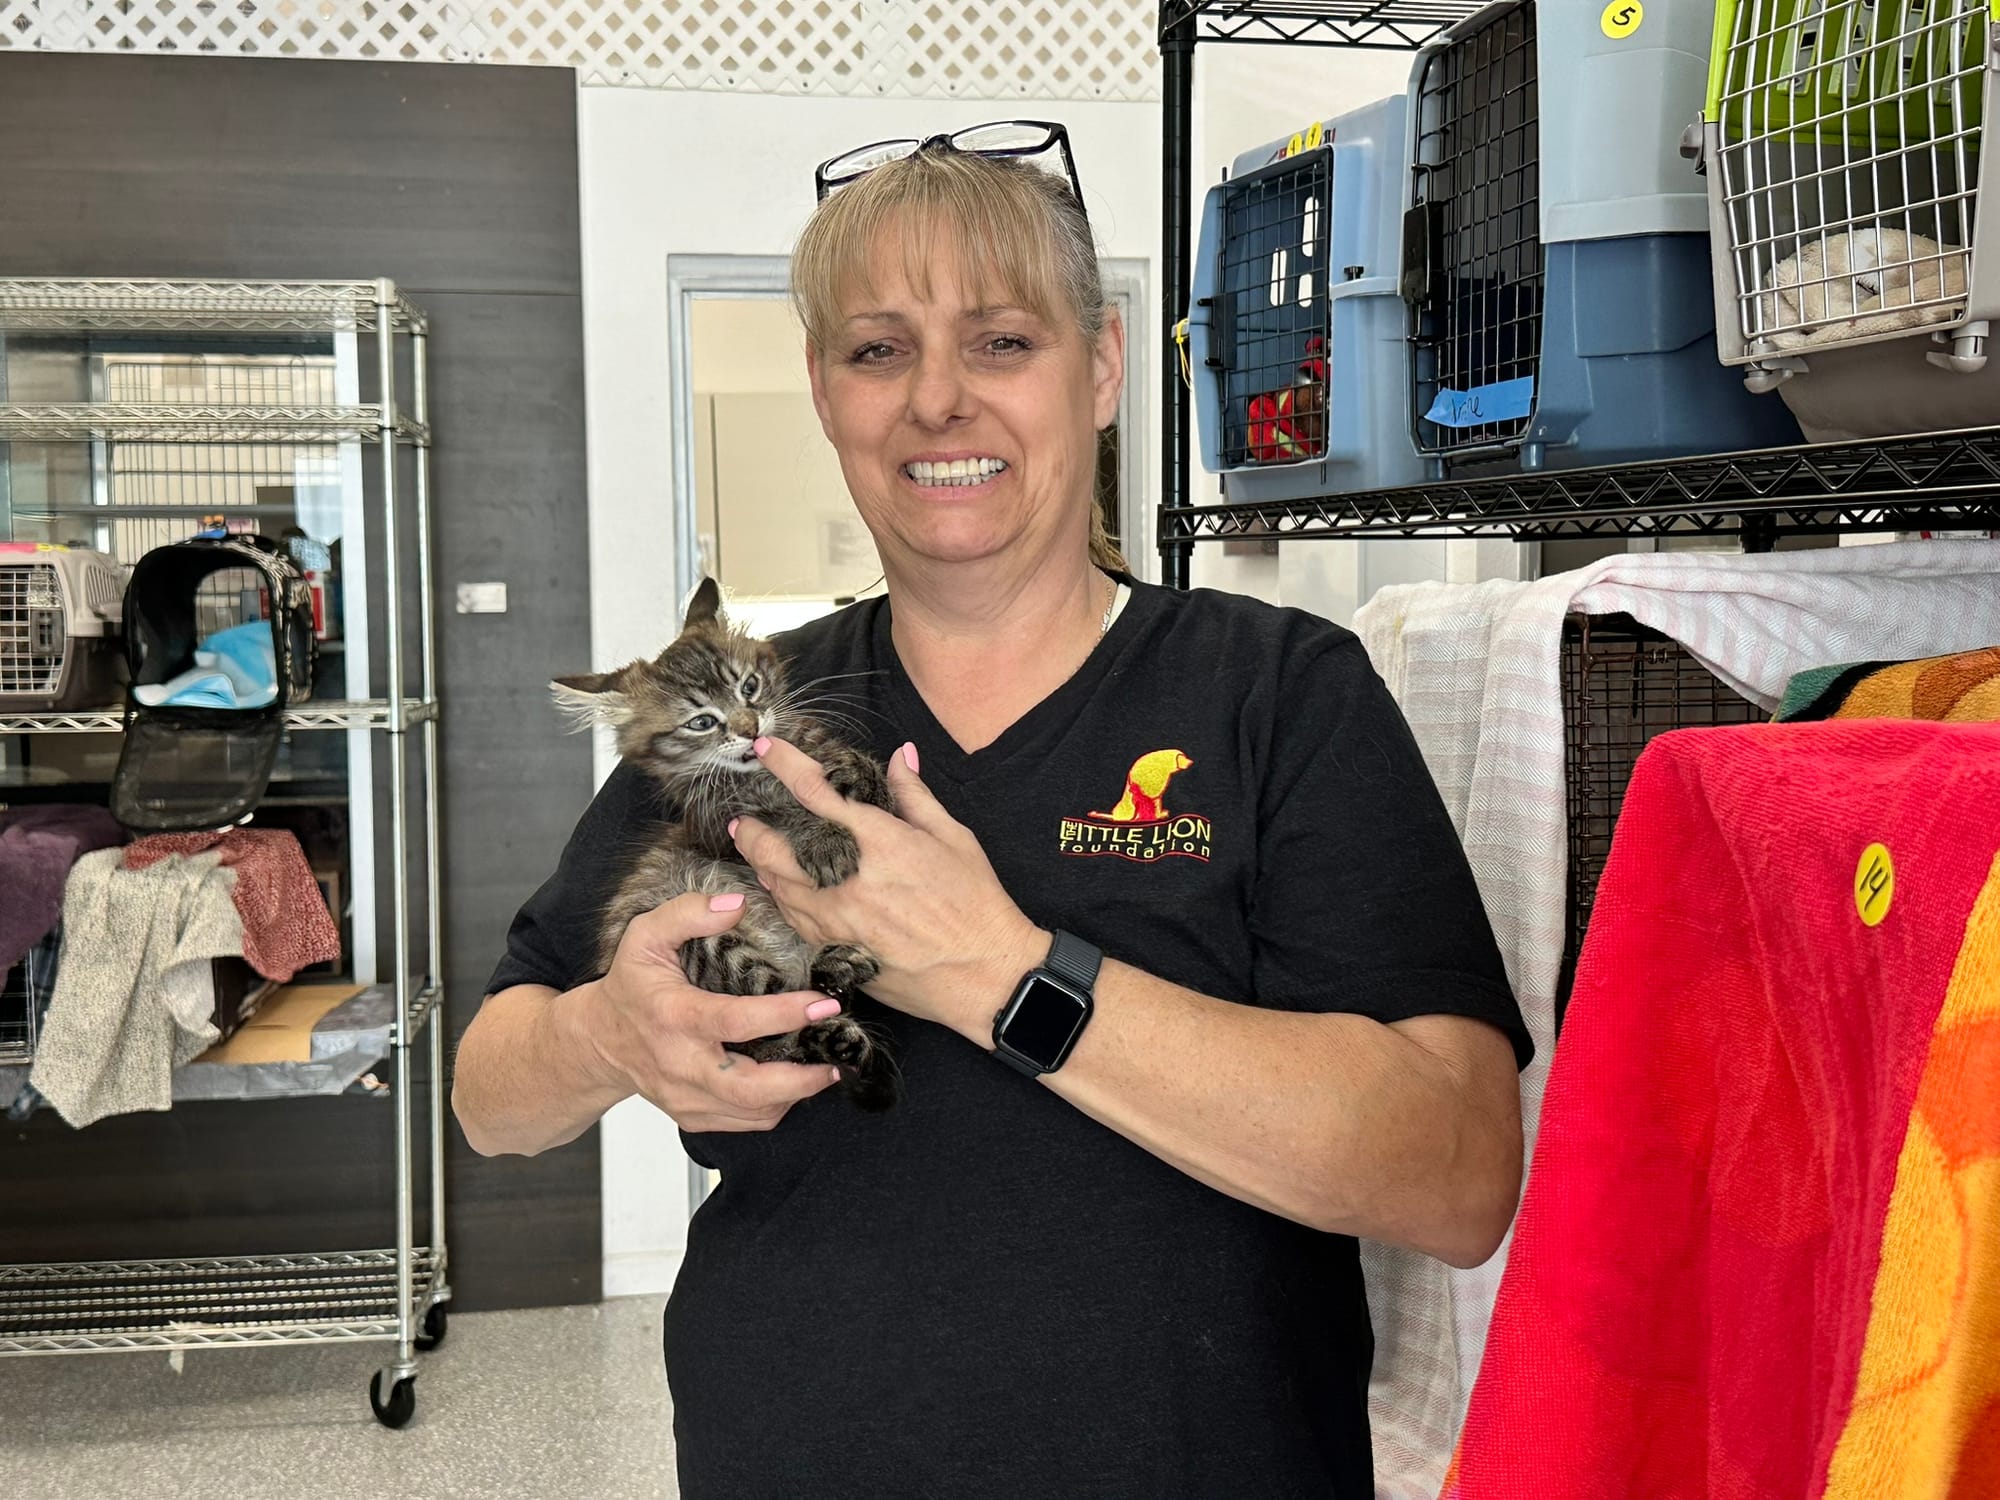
[452,981,632,1157]
[949,932,1524,1266]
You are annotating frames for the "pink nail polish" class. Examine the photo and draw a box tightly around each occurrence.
[828,1067,843,1085]
[708,892,744,912]
[805,997,842,1021]
[753,736,772,757]
[727,817,740,838]
[902,741,919,773]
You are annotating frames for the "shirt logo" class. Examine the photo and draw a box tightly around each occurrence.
[1057,749,1213,863]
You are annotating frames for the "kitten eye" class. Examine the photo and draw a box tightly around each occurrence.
[741,673,760,702]
[684,713,721,733]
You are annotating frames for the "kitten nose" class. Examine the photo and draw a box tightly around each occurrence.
[727,710,759,740]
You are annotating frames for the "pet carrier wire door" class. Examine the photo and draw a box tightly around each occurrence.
[1700,0,2000,442]
[1187,93,1424,500]
[1405,0,1804,475]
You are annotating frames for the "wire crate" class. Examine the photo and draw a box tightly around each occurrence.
[1559,613,1765,1024]
[1405,0,1804,473]
[1700,0,2000,442]
[1188,93,1424,499]
[0,928,60,1067]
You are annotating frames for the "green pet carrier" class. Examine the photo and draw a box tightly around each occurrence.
[1697,0,2000,440]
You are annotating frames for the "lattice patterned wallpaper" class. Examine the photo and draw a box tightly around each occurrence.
[0,0,1162,99]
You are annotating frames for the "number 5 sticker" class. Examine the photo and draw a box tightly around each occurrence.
[1601,0,1643,38]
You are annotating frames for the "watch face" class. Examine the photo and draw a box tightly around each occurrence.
[1003,976,1089,1070]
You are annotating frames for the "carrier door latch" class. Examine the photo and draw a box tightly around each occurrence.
[1400,199,1444,323]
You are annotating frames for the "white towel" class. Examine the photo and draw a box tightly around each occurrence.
[1350,539,2000,1500]
[29,848,244,1128]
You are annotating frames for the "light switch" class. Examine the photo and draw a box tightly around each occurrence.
[456,581,509,614]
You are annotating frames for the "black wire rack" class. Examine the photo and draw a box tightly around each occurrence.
[1557,615,1764,1026]
[1159,424,2000,547]
[1164,1,1483,49]
[1155,1,2000,583]
[1407,1,1542,460]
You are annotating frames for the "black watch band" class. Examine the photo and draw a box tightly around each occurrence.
[992,930,1102,1078]
[1042,929,1102,994]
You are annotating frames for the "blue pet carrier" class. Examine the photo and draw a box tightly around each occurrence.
[1403,0,1803,474]
[1186,92,1422,501]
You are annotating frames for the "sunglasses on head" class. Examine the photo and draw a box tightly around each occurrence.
[813,119,1087,225]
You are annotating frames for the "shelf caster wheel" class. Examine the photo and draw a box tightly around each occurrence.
[414,1303,448,1352]
[370,1370,417,1428]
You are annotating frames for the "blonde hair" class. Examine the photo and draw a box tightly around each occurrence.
[791,146,1128,573]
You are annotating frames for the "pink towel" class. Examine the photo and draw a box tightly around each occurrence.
[123,829,339,981]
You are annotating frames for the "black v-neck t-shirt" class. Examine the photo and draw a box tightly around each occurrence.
[487,579,1529,1500]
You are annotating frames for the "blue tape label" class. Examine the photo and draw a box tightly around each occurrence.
[1424,376,1535,429]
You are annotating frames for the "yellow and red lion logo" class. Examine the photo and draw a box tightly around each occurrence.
[1060,749,1212,863]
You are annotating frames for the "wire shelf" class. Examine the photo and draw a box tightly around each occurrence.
[0,405,426,446]
[1162,1,1486,49]
[1157,423,2000,541]
[0,280,428,335]
[0,700,439,734]
[0,1250,443,1355]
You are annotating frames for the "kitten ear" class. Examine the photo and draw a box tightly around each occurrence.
[550,669,635,732]
[682,576,724,630]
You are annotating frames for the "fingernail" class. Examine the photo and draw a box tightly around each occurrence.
[727,817,740,839]
[753,736,771,757]
[805,997,842,1021]
[829,1067,843,1085]
[707,892,744,912]
[902,741,919,773]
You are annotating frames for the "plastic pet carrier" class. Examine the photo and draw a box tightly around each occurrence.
[1698,0,2000,442]
[111,532,316,833]
[1404,0,1803,475]
[0,543,125,711]
[1187,93,1422,500]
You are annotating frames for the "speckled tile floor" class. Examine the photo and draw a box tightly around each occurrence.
[0,1296,678,1500]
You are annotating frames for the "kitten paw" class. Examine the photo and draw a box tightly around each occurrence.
[681,932,787,996]
[791,821,861,888]
[798,1015,899,1112]
[808,943,880,997]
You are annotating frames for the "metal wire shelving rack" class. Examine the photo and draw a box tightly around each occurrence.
[1154,1,2000,584]
[0,278,450,1429]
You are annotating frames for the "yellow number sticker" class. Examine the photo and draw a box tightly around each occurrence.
[1284,131,1304,159]
[1303,121,1324,150]
[1855,842,1895,927]
[1600,0,1643,39]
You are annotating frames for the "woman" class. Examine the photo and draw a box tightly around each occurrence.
[454,129,1530,1499]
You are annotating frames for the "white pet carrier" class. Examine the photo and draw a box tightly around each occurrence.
[0,543,125,711]
[1698,0,2000,441]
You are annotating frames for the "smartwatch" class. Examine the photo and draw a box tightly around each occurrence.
[991,930,1101,1077]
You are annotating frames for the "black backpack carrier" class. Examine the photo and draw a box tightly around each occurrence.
[110,533,317,832]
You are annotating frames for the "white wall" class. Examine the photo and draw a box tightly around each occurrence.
[577,85,1163,1297]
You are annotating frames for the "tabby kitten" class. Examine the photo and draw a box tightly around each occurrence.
[552,578,897,1111]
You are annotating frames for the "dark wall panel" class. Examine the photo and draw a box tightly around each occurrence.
[0,54,600,1311]
[0,54,581,296]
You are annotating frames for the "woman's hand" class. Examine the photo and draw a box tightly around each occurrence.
[731,737,1042,1034]
[577,890,845,1131]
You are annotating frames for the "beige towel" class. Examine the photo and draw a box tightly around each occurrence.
[28,848,244,1127]
[1756,227,1970,350]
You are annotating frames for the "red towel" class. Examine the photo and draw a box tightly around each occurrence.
[123,829,340,982]
[1447,719,2000,1500]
